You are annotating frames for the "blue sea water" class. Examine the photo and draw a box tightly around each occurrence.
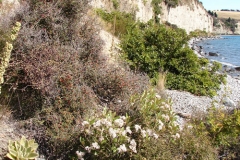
[197,35,240,67]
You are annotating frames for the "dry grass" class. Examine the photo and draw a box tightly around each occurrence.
[216,11,240,20]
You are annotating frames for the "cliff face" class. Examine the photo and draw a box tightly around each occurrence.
[213,21,240,35]
[90,0,213,34]
[160,1,213,33]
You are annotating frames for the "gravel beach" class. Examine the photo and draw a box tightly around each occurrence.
[167,37,240,120]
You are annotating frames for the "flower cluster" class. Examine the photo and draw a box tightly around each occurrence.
[78,109,162,159]
[77,90,181,159]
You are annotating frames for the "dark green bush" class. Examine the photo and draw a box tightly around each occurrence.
[189,29,208,38]
[120,21,225,96]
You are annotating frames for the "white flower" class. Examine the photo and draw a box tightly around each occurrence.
[141,129,146,138]
[162,114,170,122]
[82,121,89,126]
[99,136,104,142]
[109,128,117,138]
[165,104,171,109]
[120,116,126,120]
[101,118,112,127]
[125,126,132,134]
[134,125,141,132]
[117,144,127,153]
[153,133,159,139]
[85,146,91,153]
[188,125,193,129]
[172,133,180,139]
[76,151,85,160]
[85,129,92,135]
[158,120,164,131]
[173,121,179,127]
[146,129,153,136]
[155,94,161,99]
[114,119,125,127]
[92,142,100,149]
[129,139,137,153]
[121,130,127,136]
[93,120,101,128]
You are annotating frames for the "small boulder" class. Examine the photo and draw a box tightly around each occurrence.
[209,52,219,56]
[235,67,240,71]
[223,97,236,107]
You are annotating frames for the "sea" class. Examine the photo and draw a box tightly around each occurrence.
[197,35,240,68]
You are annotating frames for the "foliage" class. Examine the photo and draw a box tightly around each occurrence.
[204,107,240,146]
[95,9,135,37]
[6,136,38,160]
[191,106,240,159]
[120,21,225,96]
[77,89,181,159]
[224,17,237,33]
[208,10,218,17]
[1,0,149,159]
[151,0,179,23]
[0,22,21,94]
[151,0,162,23]
[189,29,208,38]
[164,0,178,7]
[112,0,119,9]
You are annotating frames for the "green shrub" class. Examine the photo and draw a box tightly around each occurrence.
[191,106,240,159]
[112,0,119,9]
[95,9,135,37]
[77,89,181,159]
[120,21,225,96]
[189,29,209,38]
[6,136,38,160]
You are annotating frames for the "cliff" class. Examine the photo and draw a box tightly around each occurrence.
[90,0,213,34]
[213,20,240,35]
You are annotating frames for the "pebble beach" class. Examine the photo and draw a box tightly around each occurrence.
[166,37,240,121]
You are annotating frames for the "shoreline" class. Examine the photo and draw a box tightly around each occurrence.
[189,36,240,79]
[167,37,240,125]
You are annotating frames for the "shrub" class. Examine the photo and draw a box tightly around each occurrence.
[191,106,240,159]
[189,29,208,38]
[77,89,181,159]
[1,0,149,158]
[120,21,225,96]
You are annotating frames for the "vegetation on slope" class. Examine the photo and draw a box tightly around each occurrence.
[0,0,240,159]
[120,21,225,96]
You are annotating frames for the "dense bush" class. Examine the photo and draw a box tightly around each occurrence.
[191,106,240,159]
[189,29,209,38]
[76,89,220,159]
[77,89,181,159]
[120,21,225,96]
[1,0,149,159]
[224,17,237,33]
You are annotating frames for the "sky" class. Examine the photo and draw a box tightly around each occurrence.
[199,0,240,11]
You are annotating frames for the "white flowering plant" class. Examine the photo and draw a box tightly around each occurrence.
[78,109,153,159]
[77,89,181,159]
[129,89,180,136]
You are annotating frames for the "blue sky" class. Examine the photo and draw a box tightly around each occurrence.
[200,0,240,10]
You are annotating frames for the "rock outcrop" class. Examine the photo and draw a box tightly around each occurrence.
[213,20,240,35]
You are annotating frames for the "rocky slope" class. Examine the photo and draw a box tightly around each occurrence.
[91,0,213,33]
[213,20,240,35]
